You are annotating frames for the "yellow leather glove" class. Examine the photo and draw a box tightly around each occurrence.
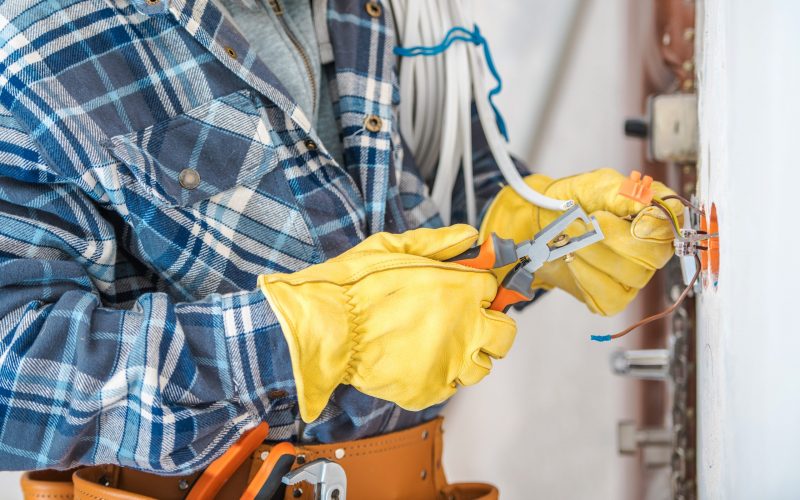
[480,168,682,316]
[258,225,517,422]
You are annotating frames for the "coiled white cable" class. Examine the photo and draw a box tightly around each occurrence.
[388,0,573,225]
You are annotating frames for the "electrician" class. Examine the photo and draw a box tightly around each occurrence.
[0,0,680,498]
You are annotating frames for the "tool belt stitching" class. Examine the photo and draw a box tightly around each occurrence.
[291,432,434,458]
[298,442,424,460]
[28,495,73,499]
[73,486,106,500]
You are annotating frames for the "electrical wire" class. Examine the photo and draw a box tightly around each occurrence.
[652,197,682,236]
[650,197,717,243]
[661,194,705,215]
[591,194,705,342]
[389,0,573,225]
[590,254,701,342]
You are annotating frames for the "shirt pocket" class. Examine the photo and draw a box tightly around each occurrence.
[105,89,279,208]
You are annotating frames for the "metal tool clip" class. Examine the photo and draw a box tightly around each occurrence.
[282,458,347,500]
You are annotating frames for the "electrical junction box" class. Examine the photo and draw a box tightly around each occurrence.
[625,93,698,163]
[650,93,698,163]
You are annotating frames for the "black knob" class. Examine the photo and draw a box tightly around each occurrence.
[624,118,649,138]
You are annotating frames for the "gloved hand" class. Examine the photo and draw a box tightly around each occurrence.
[480,168,682,316]
[258,225,517,422]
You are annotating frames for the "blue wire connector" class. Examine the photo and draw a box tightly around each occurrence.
[590,335,612,343]
[394,25,509,141]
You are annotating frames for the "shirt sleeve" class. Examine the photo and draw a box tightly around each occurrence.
[0,106,296,474]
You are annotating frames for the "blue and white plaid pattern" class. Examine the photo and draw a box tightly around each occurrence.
[0,0,512,473]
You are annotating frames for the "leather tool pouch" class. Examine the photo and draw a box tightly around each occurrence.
[20,418,498,500]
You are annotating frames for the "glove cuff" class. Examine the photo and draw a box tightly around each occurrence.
[258,275,353,422]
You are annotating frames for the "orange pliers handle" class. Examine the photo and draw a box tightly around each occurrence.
[186,422,270,500]
[449,233,537,313]
[241,442,297,500]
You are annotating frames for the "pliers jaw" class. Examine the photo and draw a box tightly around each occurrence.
[451,204,605,313]
[518,205,605,273]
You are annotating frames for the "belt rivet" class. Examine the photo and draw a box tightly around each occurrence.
[260,451,269,461]
[334,448,345,459]
[421,430,429,440]
[420,469,428,480]
[178,480,189,491]
[293,487,303,498]
[296,454,306,465]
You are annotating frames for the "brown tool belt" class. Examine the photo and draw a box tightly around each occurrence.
[20,417,497,500]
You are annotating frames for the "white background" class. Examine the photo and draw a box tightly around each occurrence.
[696,1,800,498]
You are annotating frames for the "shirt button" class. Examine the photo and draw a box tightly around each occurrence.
[363,114,383,133]
[179,168,200,190]
[145,0,160,4]
[365,1,382,17]
[304,139,318,151]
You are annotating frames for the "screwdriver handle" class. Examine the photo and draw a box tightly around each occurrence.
[490,267,538,313]
[449,233,519,270]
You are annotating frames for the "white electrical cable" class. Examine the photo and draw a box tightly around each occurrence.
[430,0,471,222]
[389,0,573,225]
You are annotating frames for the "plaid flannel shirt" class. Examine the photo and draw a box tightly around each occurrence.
[0,0,516,473]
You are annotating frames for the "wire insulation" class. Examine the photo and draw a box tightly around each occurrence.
[592,196,706,342]
[389,1,573,224]
[591,254,702,342]
[661,194,705,215]
[652,197,682,235]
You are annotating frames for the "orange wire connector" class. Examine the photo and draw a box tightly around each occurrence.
[618,170,654,205]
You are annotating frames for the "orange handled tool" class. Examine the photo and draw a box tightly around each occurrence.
[450,205,605,312]
[241,442,297,500]
[186,422,270,500]
[449,233,537,312]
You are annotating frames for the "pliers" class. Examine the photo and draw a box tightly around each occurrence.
[450,204,605,312]
[243,448,347,500]
[186,420,346,500]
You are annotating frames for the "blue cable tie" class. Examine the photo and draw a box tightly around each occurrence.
[394,24,509,141]
[590,335,612,342]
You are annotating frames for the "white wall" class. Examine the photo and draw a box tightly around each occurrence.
[442,1,642,499]
[696,1,800,498]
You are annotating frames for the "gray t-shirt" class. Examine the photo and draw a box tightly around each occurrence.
[217,0,344,165]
